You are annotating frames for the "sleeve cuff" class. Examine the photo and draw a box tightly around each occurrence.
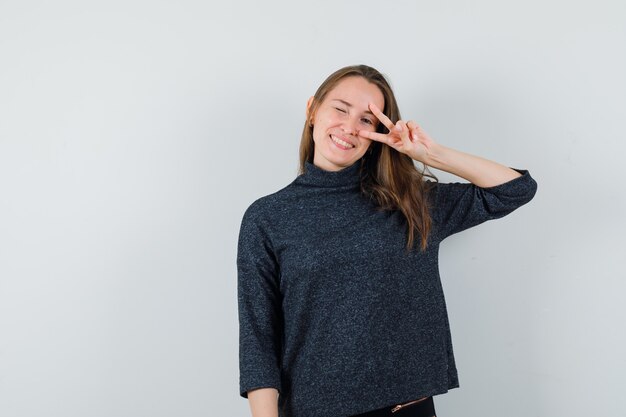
[240,383,281,399]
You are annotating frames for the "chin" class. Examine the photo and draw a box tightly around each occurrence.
[328,156,364,168]
[314,141,366,169]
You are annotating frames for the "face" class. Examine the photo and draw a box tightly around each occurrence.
[307,76,385,172]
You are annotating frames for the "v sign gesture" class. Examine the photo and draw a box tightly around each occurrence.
[358,102,436,164]
[358,102,523,187]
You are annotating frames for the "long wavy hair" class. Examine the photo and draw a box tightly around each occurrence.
[299,64,438,252]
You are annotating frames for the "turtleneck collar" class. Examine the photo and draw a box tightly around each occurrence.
[295,159,363,188]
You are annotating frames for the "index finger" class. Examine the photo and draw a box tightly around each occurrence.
[368,102,394,132]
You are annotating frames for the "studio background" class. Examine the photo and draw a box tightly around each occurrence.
[1,1,624,416]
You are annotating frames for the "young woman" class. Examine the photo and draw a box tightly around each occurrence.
[237,65,537,417]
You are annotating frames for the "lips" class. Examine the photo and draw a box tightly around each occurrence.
[330,134,355,149]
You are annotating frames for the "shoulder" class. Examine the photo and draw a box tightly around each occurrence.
[241,181,298,224]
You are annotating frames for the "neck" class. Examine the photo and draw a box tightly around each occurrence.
[296,159,363,188]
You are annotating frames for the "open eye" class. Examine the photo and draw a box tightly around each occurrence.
[361,118,374,125]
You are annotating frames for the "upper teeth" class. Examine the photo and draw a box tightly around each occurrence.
[331,135,354,148]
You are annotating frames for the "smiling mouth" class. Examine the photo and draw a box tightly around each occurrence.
[330,135,355,149]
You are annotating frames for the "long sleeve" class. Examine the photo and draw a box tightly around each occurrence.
[234,161,538,416]
[429,168,538,240]
[237,201,283,398]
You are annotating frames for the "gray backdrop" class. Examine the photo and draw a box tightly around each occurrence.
[1,0,624,416]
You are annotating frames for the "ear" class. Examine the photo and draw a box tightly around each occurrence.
[305,96,315,125]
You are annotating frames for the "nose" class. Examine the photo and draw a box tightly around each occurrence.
[342,116,359,136]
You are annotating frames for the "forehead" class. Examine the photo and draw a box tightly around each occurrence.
[326,76,385,109]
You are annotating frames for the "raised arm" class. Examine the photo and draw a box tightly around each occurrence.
[359,102,524,187]
[420,142,521,187]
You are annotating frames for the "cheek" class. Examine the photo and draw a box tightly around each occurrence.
[318,110,342,127]
[359,138,373,153]
[358,131,374,144]
[312,125,328,144]
[313,116,337,138]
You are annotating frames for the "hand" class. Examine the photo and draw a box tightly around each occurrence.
[358,102,437,164]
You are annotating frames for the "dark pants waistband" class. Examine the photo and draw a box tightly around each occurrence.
[349,396,436,417]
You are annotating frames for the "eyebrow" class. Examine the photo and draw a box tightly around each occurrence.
[331,99,375,116]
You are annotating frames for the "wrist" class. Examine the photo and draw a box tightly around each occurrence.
[422,142,449,169]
